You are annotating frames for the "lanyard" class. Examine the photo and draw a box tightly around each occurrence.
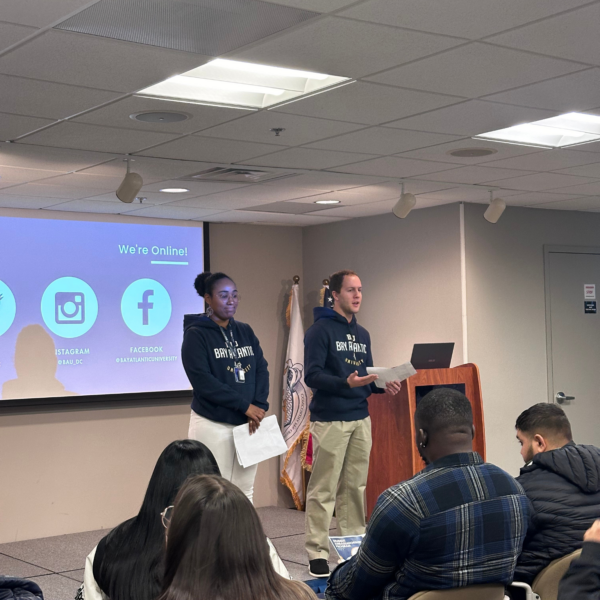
[219,324,239,363]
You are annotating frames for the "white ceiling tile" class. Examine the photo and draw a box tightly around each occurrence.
[44,199,133,214]
[483,69,600,112]
[199,112,363,146]
[0,165,65,184]
[0,0,96,28]
[19,122,180,154]
[533,197,600,211]
[366,43,584,98]
[416,187,522,202]
[241,147,378,169]
[272,82,460,125]
[0,194,65,209]
[260,0,358,11]
[334,156,460,177]
[0,112,56,141]
[340,0,590,40]
[312,199,397,218]
[482,149,600,172]
[305,127,463,155]
[483,172,598,191]
[83,192,168,205]
[386,100,557,136]
[397,137,542,164]
[0,22,37,52]
[542,181,600,196]
[141,180,250,197]
[231,16,464,79]
[555,162,600,178]
[0,74,122,120]
[504,191,585,206]
[562,140,600,154]
[137,136,282,162]
[0,143,117,171]
[423,165,534,184]
[200,210,346,226]
[487,4,600,65]
[0,30,210,92]
[1,182,101,199]
[170,185,326,210]
[263,171,387,191]
[120,205,226,220]
[33,172,125,190]
[74,96,243,135]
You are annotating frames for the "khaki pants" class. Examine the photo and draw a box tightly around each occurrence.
[305,417,372,560]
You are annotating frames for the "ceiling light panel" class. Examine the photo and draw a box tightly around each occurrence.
[474,112,600,148]
[138,59,349,109]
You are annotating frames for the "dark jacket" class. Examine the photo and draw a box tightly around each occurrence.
[0,578,43,600]
[304,307,382,422]
[182,314,269,426]
[514,442,600,584]
[558,541,600,600]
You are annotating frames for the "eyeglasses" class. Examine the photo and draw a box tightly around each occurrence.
[215,292,240,302]
[161,505,174,529]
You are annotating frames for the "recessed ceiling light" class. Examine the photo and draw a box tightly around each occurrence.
[448,148,497,158]
[138,59,350,109]
[474,112,600,148]
[314,199,341,204]
[160,188,189,193]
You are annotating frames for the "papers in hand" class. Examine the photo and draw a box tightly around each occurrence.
[367,362,416,389]
[330,535,365,561]
[233,414,288,468]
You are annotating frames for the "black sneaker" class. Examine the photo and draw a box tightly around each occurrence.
[309,558,331,578]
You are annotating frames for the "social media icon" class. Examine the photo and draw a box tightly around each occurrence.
[41,277,98,338]
[122,279,171,336]
[55,292,85,324]
[0,280,17,336]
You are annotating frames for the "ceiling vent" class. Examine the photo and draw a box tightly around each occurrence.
[448,148,498,158]
[180,167,299,184]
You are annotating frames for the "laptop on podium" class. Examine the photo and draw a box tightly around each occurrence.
[410,343,454,370]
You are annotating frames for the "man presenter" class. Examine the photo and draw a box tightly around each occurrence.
[304,269,402,577]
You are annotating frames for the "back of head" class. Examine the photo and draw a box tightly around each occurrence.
[99,440,220,600]
[161,475,299,600]
[415,387,473,435]
[515,403,573,443]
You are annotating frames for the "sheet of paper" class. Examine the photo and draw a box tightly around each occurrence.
[233,414,288,468]
[367,362,417,389]
[330,535,365,561]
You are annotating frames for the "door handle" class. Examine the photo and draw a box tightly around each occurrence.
[556,392,575,404]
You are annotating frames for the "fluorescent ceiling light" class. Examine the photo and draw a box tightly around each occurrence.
[314,199,341,204]
[138,59,350,109]
[474,112,600,148]
[160,188,189,193]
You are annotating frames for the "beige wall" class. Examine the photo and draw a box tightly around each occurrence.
[302,204,464,369]
[0,223,301,543]
[464,203,600,476]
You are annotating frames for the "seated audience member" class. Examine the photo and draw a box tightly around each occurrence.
[158,474,317,600]
[559,519,600,600]
[325,388,529,600]
[514,403,600,584]
[81,440,289,600]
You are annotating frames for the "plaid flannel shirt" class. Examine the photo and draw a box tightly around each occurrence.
[326,452,529,600]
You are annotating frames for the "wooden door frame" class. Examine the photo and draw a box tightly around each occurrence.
[544,245,600,404]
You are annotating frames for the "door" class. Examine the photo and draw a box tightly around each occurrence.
[546,247,600,446]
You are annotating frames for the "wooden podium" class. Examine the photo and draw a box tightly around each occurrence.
[366,363,485,517]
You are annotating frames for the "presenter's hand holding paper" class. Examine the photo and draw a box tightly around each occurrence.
[245,404,265,435]
[347,370,378,388]
[385,380,402,395]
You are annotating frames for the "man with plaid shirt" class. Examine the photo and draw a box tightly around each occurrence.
[326,388,530,600]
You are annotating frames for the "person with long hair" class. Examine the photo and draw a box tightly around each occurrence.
[158,474,317,600]
[182,271,270,503]
[80,440,289,600]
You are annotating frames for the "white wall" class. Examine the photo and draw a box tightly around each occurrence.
[464,203,600,476]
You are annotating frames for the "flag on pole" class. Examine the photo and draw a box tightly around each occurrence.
[280,281,311,510]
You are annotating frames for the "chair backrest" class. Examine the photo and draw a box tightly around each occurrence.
[408,584,505,600]
[531,548,582,600]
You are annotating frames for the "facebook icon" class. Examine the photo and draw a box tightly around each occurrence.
[138,290,154,325]
[121,279,172,336]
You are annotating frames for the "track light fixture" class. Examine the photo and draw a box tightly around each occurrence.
[484,191,506,223]
[116,157,143,204]
[392,183,416,219]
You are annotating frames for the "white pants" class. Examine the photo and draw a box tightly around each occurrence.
[188,411,258,503]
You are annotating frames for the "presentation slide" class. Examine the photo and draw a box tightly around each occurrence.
[0,214,203,401]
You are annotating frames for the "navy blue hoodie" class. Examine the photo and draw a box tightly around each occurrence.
[182,314,269,426]
[304,307,383,422]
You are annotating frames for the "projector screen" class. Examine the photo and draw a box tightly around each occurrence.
[0,211,204,403]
